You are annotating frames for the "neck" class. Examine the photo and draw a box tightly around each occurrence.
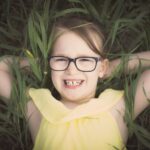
[61,98,92,109]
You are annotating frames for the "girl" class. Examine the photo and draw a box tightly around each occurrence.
[0,15,150,150]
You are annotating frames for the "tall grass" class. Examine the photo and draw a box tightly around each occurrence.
[0,0,150,149]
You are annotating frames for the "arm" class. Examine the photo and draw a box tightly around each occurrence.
[0,57,13,100]
[0,56,29,102]
[133,69,150,118]
[104,51,150,118]
[105,51,150,78]
[0,56,41,141]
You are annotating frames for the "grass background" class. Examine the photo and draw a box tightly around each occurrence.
[0,0,150,149]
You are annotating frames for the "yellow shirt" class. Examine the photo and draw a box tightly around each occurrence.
[29,88,126,150]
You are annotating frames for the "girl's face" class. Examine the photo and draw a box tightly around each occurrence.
[50,31,107,106]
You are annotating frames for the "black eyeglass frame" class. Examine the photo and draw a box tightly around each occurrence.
[48,56,101,72]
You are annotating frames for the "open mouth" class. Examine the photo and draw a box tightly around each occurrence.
[64,80,84,87]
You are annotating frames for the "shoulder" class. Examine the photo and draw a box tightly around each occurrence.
[104,88,125,110]
[98,88,124,104]
[27,87,57,106]
[28,88,51,97]
[101,88,124,95]
[27,88,53,103]
[97,88,125,114]
[26,88,52,141]
[98,88,126,119]
[106,89,128,142]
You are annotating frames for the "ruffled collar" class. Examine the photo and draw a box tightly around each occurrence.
[29,88,124,124]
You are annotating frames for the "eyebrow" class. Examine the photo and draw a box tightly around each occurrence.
[51,54,100,58]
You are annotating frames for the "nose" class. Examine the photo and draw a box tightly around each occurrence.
[66,61,79,74]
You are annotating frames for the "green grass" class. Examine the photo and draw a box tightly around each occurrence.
[0,0,150,149]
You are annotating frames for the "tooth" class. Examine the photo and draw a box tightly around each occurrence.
[65,80,82,86]
[73,81,76,85]
[66,81,73,86]
[73,81,79,86]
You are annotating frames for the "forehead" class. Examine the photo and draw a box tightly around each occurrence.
[52,30,101,57]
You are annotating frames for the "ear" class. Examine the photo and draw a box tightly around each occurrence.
[98,59,109,78]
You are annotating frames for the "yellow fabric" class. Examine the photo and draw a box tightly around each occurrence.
[29,88,126,150]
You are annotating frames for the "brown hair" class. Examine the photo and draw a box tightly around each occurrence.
[51,14,106,58]
[49,15,106,99]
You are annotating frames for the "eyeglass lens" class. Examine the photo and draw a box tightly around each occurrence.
[49,56,100,72]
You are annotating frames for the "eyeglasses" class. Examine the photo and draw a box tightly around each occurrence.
[49,56,101,72]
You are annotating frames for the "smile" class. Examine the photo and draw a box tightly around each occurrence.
[64,80,84,87]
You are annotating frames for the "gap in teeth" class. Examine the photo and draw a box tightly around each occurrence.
[65,80,82,86]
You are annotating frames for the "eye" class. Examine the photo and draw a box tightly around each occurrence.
[54,57,67,62]
[79,58,94,62]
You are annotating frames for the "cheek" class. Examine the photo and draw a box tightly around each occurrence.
[51,71,59,88]
[51,71,65,91]
[87,72,99,86]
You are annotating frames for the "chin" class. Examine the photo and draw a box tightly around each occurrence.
[62,94,90,103]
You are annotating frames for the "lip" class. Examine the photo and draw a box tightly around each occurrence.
[63,79,84,89]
